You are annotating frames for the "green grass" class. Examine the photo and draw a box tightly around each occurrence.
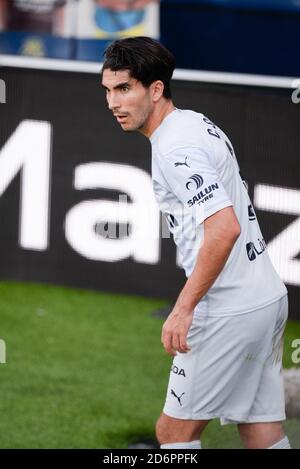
[0,281,299,448]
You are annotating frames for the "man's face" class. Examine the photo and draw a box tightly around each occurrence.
[101,68,153,132]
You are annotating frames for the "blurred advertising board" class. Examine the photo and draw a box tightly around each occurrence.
[0,62,299,318]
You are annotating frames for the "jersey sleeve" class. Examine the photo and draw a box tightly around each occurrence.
[157,146,233,225]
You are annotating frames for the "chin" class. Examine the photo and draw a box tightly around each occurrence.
[121,124,138,132]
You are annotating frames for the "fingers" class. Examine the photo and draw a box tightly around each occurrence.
[161,329,191,356]
[161,331,176,357]
[179,335,191,354]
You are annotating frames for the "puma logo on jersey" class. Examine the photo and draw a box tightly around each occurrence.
[174,156,190,168]
[171,389,185,406]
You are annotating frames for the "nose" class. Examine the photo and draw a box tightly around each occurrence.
[107,92,120,112]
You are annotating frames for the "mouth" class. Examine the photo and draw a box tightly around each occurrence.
[114,114,128,124]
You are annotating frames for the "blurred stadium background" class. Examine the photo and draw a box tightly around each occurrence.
[0,0,299,449]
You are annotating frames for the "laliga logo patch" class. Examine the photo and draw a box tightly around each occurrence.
[186,174,203,191]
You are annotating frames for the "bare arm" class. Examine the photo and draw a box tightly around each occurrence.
[161,206,241,356]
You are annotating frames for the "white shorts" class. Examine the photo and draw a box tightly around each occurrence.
[163,295,288,425]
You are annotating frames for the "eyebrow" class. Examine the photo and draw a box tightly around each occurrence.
[101,81,131,91]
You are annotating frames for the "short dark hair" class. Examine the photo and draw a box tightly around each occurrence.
[102,36,176,100]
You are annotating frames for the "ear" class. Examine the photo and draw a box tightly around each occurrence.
[151,80,164,102]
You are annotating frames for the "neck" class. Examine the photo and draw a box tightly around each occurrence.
[139,100,176,139]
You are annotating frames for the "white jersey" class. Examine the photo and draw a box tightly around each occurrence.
[150,109,287,317]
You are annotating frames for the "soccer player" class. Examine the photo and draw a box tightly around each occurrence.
[101,37,290,450]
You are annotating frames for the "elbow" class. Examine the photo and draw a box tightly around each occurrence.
[230,221,241,243]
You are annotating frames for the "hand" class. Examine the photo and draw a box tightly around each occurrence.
[161,306,193,357]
